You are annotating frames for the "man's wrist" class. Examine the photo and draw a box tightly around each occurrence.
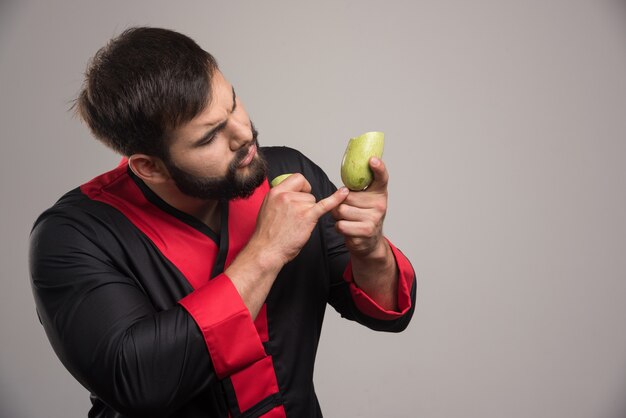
[350,238,397,288]
[224,239,284,319]
[349,237,399,311]
[351,237,391,266]
[238,238,284,278]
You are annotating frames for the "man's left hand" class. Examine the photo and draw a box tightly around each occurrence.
[332,157,389,258]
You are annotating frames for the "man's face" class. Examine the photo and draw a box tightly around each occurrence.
[163,70,267,200]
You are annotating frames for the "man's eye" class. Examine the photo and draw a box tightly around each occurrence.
[200,133,218,146]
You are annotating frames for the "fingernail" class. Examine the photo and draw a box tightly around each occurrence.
[370,157,380,167]
[339,187,349,194]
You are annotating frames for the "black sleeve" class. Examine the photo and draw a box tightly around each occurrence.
[263,146,417,333]
[29,212,218,417]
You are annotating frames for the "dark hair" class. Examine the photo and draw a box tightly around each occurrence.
[74,27,218,157]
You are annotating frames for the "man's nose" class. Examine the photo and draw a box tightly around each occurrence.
[228,118,253,150]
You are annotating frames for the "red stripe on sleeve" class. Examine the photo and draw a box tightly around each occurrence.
[179,274,266,379]
[229,356,281,413]
[343,238,415,320]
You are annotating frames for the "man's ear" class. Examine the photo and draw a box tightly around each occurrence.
[127,154,170,185]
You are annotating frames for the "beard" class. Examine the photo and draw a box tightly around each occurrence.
[163,123,268,201]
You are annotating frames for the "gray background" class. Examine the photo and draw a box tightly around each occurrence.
[1,1,626,417]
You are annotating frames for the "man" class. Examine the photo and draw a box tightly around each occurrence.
[29,27,416,417]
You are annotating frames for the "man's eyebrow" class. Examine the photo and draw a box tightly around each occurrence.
[192,120,228,147]
[191,86,237,147]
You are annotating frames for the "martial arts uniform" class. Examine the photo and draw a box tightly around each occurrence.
[30,147,416,417]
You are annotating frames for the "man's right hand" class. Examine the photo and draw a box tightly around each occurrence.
[225,173,348,319]
[253,173,349,267]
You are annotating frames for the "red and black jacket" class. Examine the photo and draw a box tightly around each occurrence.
[30,146,416,417]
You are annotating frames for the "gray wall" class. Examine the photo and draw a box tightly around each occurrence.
[2,1,626,417]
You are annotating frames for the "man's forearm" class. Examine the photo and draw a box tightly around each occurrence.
[224,240,283,320]
[350,239,399,311]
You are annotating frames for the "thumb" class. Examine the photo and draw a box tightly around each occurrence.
[311,187,349,220]
[365,157,389,192]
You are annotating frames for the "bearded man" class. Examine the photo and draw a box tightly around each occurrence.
[29,27,416,418]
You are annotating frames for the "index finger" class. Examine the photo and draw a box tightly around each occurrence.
[310,187,350,220]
